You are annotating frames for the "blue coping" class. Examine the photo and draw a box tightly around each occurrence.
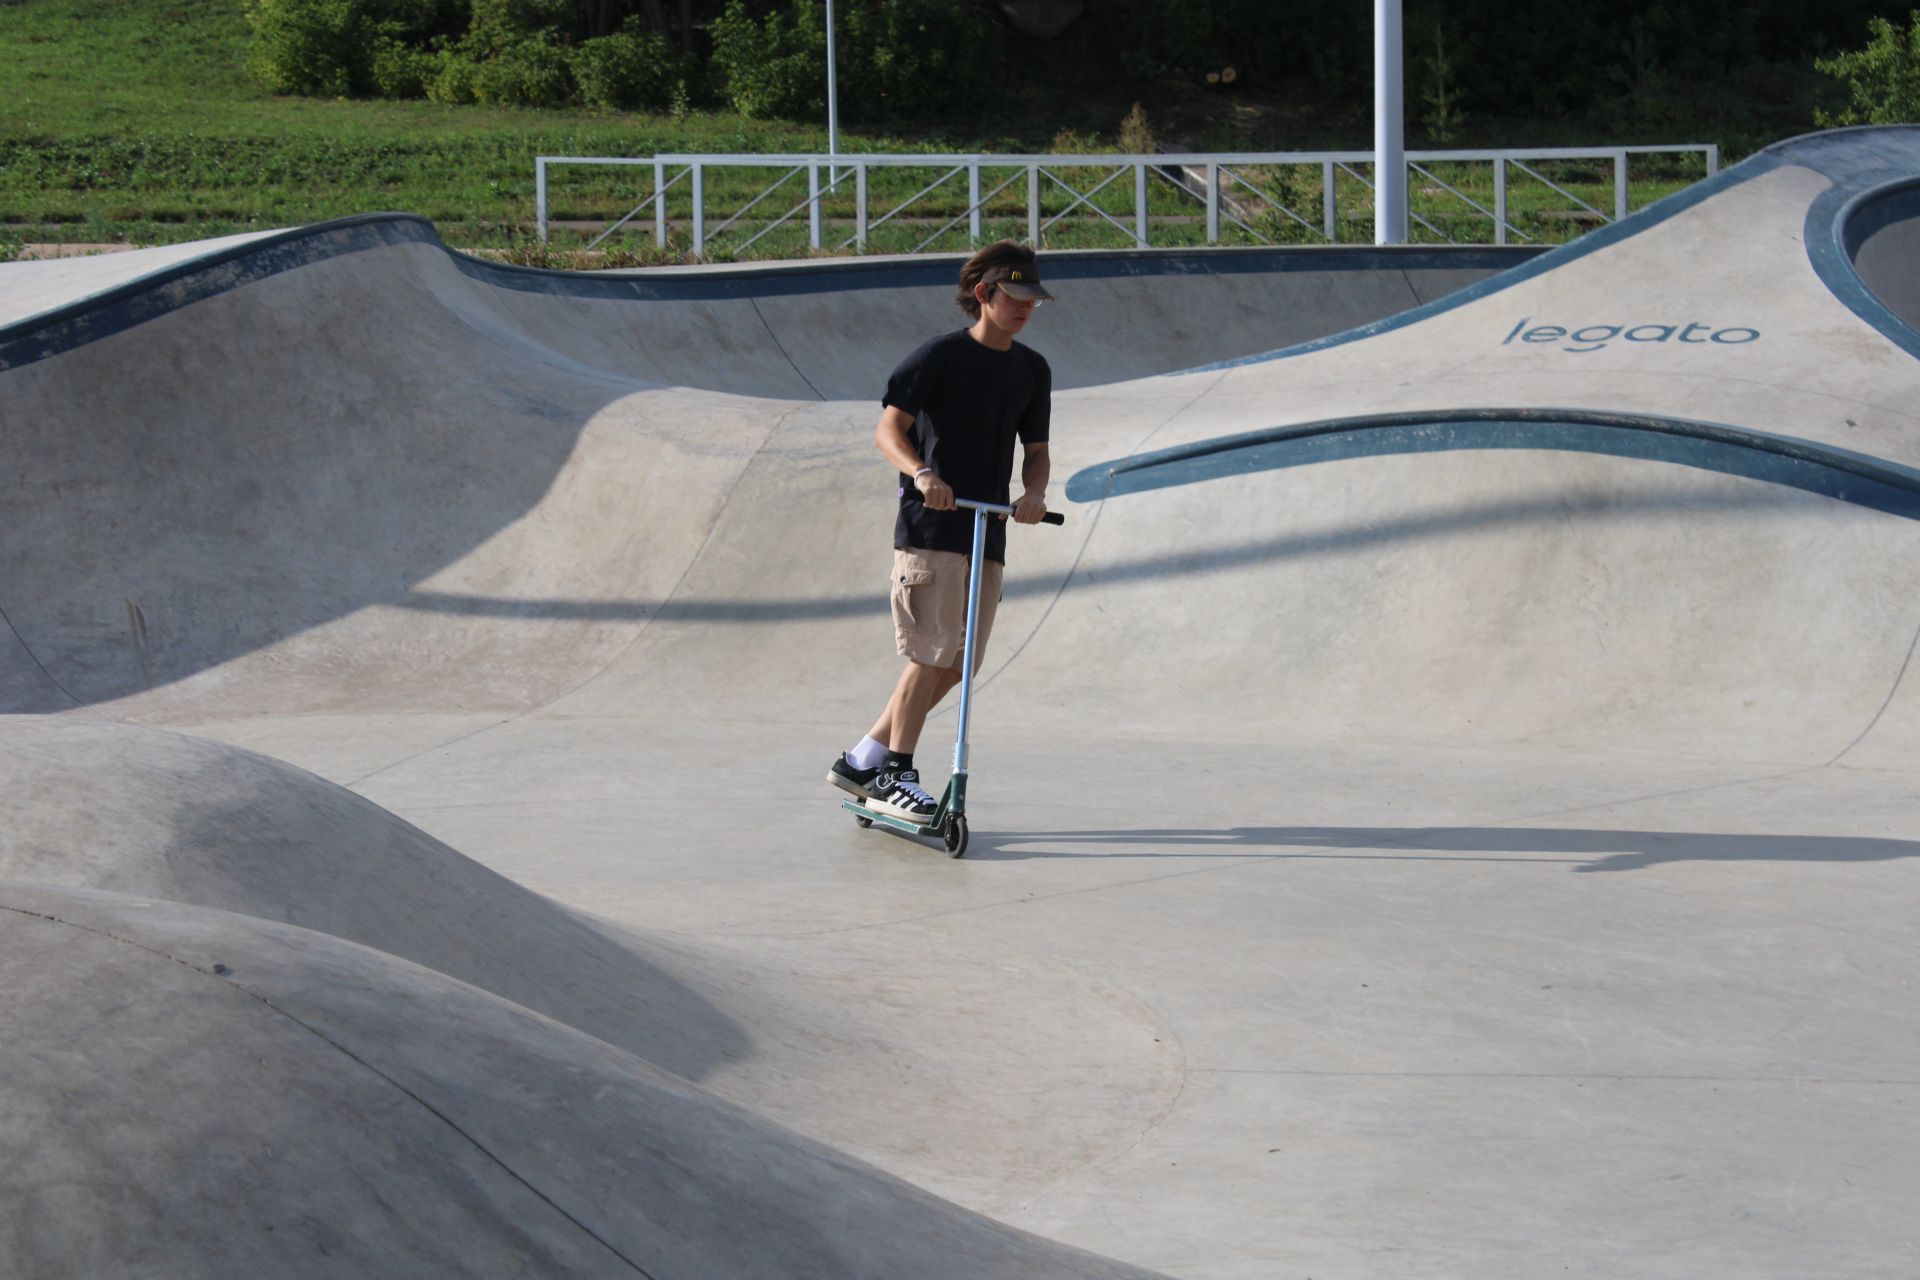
[0,215,435,374]
[0,213,1537,374]
[1064,409,1920,523]
[1819,177,1920,359]
[1839,175,1920,254]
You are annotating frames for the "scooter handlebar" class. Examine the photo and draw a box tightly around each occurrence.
[953,498,1066,526]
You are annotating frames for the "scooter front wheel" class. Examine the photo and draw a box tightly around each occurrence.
[943,814,968,858]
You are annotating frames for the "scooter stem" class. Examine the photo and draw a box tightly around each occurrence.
[953,504,989,779]
[949,498,1064,784]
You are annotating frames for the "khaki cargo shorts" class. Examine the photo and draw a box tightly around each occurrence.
[891,547,1004,671]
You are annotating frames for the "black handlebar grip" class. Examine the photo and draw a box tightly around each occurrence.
[1042,511,1066,525]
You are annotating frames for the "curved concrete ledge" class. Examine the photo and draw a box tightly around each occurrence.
[0,230,285,331]
[1836,177,1920,348]
[1067,408,1920,519]
[0,216,439,373]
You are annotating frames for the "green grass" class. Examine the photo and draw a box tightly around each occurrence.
[0,0,863,247]
[0,0,1835,262]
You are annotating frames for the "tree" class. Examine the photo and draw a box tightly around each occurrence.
[1816,10,1920,125]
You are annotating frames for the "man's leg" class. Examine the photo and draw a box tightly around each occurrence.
[867,661,962,754]
[858,659,960,820]
[832,551,997,811]
[833,661,962,803]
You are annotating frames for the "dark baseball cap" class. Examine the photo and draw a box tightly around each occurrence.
[981,262,1055,301]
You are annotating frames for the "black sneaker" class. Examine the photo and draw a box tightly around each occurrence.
[866,767,939,824]
[827,753,882,799]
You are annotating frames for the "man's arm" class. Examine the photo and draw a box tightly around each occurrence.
[1013,441,1050,524]
[875,405,954,510]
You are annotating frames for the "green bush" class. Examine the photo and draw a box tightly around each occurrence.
[245,0,457,97]
[709,0,827,119]
[471,30,574,106]
[710,0,989,121]
[371,34,437,97]
[426,45,482,103]
[467,0,575,44]
[572,19,682,110]
[1816,11,1920,126]
[842,0,994,119]
[245,0,364,95]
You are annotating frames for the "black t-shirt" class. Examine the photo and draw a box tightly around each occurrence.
[882,330,1052,564]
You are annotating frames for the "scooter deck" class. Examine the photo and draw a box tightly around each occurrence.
[839,796,937,832]
[839,777,969,857]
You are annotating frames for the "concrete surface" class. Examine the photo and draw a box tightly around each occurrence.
[0,878,1164,1279]
[2,126,1918,1278]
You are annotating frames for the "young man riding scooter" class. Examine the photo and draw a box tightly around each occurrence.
[828,241,1057,823]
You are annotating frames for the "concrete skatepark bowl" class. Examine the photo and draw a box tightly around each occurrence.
[2,127,1918,1278]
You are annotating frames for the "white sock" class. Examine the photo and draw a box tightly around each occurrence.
[848,736,889,770]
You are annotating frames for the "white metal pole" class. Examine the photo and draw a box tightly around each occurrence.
[536,158,548,243]
[809,162,821,248]
[1494,157,1507,245]
[969,162,982,243]
[1323,159,1336,241]
[856,161,868,247]
[825,0,839,184]
[1135,163,1148,246]
[691,162,704,255]
[654,160,667,247]
[1028,165,1040,244]
[1374,0,1406,244]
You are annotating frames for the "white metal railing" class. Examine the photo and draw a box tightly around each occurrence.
[533,146,1719,254]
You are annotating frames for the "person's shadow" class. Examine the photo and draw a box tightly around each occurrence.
[966,825,1920,873]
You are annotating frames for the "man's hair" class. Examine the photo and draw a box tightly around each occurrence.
[957,240,1038,319]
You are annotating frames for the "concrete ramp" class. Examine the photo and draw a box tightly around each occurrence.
[1059,125,1920,766]
[0,220,1530,718]
[0,717,756,1079]
[3,127,1919,1278]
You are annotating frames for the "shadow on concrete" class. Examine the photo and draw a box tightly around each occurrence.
[393,486,1812,625]
[968,825,1920,873]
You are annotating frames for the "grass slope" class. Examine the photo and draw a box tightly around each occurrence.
[1,0,846,251]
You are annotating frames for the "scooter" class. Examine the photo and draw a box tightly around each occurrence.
[844,497,1066,858]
